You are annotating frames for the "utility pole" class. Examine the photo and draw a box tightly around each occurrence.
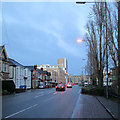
[105,2,109,99]
[118,2,120,120]
[118,1,120,97]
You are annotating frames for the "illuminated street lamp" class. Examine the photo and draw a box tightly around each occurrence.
[76,38,85,43]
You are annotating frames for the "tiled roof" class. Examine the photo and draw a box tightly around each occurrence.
[9,58,24,67]
[24,66,34,71]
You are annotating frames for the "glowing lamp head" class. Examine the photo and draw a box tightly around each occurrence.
[76,39,83,43]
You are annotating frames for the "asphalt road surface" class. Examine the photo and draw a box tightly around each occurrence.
[2,85,112,119]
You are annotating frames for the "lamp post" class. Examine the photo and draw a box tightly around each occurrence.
[117,5,120,120]
[105,2,109,99]
[82,59,86,84]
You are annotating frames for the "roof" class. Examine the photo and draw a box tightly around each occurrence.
[0,46,4,54]
[0,57,9,62]
[36,69,50,75]
[23,66,51,76]
[0,45,8,60]
[24,66,34,71]
[9,58,24,67]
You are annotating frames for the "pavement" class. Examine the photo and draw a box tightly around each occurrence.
[96,96,120,120]
[71,94,112,118]
[2,85,114,119]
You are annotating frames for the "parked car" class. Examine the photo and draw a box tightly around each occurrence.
[38,83,46,89]
[67,83,72,88]
[56,84,65,91]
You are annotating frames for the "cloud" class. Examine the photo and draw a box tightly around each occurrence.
[44,30,80,57]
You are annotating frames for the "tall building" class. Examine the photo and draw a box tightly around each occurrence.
[58,58,68,74]
[37,64,66,84]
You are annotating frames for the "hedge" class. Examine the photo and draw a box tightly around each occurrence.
[81,86,105,96]
[2,80,15,94]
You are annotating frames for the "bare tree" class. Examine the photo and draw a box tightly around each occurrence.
[85,2,107,87]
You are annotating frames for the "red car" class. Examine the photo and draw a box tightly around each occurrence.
[56,84,65,91]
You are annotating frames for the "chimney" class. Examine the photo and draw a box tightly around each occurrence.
[34,65,37,70]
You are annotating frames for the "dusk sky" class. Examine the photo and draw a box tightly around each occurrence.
[2,2,94,75]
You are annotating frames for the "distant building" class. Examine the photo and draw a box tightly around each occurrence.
[37,64,66,84]
[68,75,91,84]
[68,75,82,83]
[0,45,9,81]
[58,58,68,73]
[58,58,68,83]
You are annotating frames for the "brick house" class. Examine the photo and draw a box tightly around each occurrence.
[25,65,39,89]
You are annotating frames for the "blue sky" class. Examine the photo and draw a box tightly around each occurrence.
[2,2,93,75]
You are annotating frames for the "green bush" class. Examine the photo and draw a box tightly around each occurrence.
[2,80,15,94]
[81,86,105,96]
[2,90,10,95]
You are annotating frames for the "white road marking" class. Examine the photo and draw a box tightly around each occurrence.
[34,94,44,98]
[47,91,54,94]
[5,104,38,118]
[44,96,55,102]
[54,92,57,95]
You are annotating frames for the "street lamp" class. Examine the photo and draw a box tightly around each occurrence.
[76,38,85,43]
[76,1,109,98]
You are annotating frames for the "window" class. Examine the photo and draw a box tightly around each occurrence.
[3,63,7,72]
[16,68,19,75]
[24,69,27,76]
[9,66,13,78]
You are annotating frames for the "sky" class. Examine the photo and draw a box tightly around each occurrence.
[2,2,94,75]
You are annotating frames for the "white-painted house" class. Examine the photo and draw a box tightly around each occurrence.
[24,67,31,89]
[9,58,31,89]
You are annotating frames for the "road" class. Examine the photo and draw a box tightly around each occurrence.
[2,85,112,119]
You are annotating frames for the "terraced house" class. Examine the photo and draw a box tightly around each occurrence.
[0,45,9,81]
[25,65,51,89]
[9,58,31,89]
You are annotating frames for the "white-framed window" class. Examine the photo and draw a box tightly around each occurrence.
[6,64,9,72]
[9,66,13,78]
[16,78,18,88]
[3,63,7,72]
[16,67,19,75]
[24,69,27,76]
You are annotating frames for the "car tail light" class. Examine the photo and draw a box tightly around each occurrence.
[55,86,57,88]
[61,86,64,88]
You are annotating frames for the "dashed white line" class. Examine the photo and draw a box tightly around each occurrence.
[5,104,38,118]
[54,92,57,95]
[34,94,44,98]
[44,96,55,102]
